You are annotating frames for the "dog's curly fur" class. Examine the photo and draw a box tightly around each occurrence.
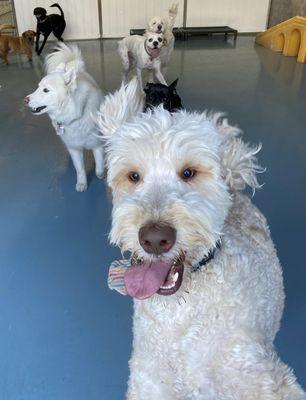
[97,79,305,399]
[146,3,178,69]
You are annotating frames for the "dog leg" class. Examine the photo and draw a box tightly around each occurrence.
[35,31,40,53]
[37,34,48,55]
[93,147,104,179]
[147,70,154,83]
[208,333,306,400]
[162,65,168,79]
[153,66,167,86]
[67,148,87,192]
[0,50,8,65]
[136,68,143,89]
[26,49,33,62]
[53,27,65,42]
[3,52,8,65]
[118,44,130,84]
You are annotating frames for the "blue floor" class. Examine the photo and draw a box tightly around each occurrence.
[0,36,305,399]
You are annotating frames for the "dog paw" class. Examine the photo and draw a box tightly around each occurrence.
[76,182,87,192]
[96,171,104,180]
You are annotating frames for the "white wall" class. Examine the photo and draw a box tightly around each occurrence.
[14,0,270,39]
[101,0,184,38]
[186,0,270,32]
[14,0,100,39]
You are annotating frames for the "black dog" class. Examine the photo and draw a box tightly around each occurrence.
[144,78,183,112]
[33,3,66,55]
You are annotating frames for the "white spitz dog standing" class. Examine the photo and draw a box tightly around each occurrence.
[25,43,104,192]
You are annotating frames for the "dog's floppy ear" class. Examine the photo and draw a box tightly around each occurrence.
[97,77,144,138]
[169,78,178,89]
[212,113,263,192]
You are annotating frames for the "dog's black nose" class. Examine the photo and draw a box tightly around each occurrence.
[158,24,162,31]
[139,223,176,255]
[24,96,29,105]
[153,41,158,47]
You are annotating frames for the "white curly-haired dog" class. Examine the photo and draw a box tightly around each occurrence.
[146,3,178,77]
[98,79,305,400]
[118,31,166,88]
[24,43,104,192]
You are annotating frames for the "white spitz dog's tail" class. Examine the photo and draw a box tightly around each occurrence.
[167,3,178,30]
[45,42,85,74]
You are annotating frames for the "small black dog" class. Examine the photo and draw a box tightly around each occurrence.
[144,78,183,112]
[33,3,66,55]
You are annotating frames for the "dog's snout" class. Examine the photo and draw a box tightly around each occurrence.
[138,223,176,255]
[153,41,158,47]
[24,96,30,105]
[158,24,162,31]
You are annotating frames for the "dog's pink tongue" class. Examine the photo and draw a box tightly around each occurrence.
[149,48,160,58]
[124,260,172,300]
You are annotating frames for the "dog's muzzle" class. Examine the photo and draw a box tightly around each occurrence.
[122,223,184,300]
[24,97,47,114]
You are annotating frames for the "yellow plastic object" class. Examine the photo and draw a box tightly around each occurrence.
[255,16,306,63]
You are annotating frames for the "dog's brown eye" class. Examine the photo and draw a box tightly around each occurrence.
[129,172,140,183]
[149,38,153,42]
[43,88,49,93]
[181,168,196,181]
[158,38,162,42]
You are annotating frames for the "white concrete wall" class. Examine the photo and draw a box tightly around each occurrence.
[101,0,184,38]
[186,0,270,32]
[14,0,100,39]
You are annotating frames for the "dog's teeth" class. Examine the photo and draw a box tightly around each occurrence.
[160,281,176,290]
[173,272,179,282]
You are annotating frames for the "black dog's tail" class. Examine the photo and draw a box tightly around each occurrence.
[50,3,64,18]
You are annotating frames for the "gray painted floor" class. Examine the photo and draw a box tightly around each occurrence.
[0,36,305,399]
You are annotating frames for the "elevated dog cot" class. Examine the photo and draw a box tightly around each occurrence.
[130,26,238,41]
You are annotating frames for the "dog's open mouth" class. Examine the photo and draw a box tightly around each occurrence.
[31,106,46,114]
[147,47,161,59]
[124,253,184,300]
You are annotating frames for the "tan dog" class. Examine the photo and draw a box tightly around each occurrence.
[0,24,36,65]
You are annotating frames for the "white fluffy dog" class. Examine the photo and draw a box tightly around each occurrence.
[25,43,104,192]
[146,3,178,72]
[118,32,166,88]
[98,79,305,400]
